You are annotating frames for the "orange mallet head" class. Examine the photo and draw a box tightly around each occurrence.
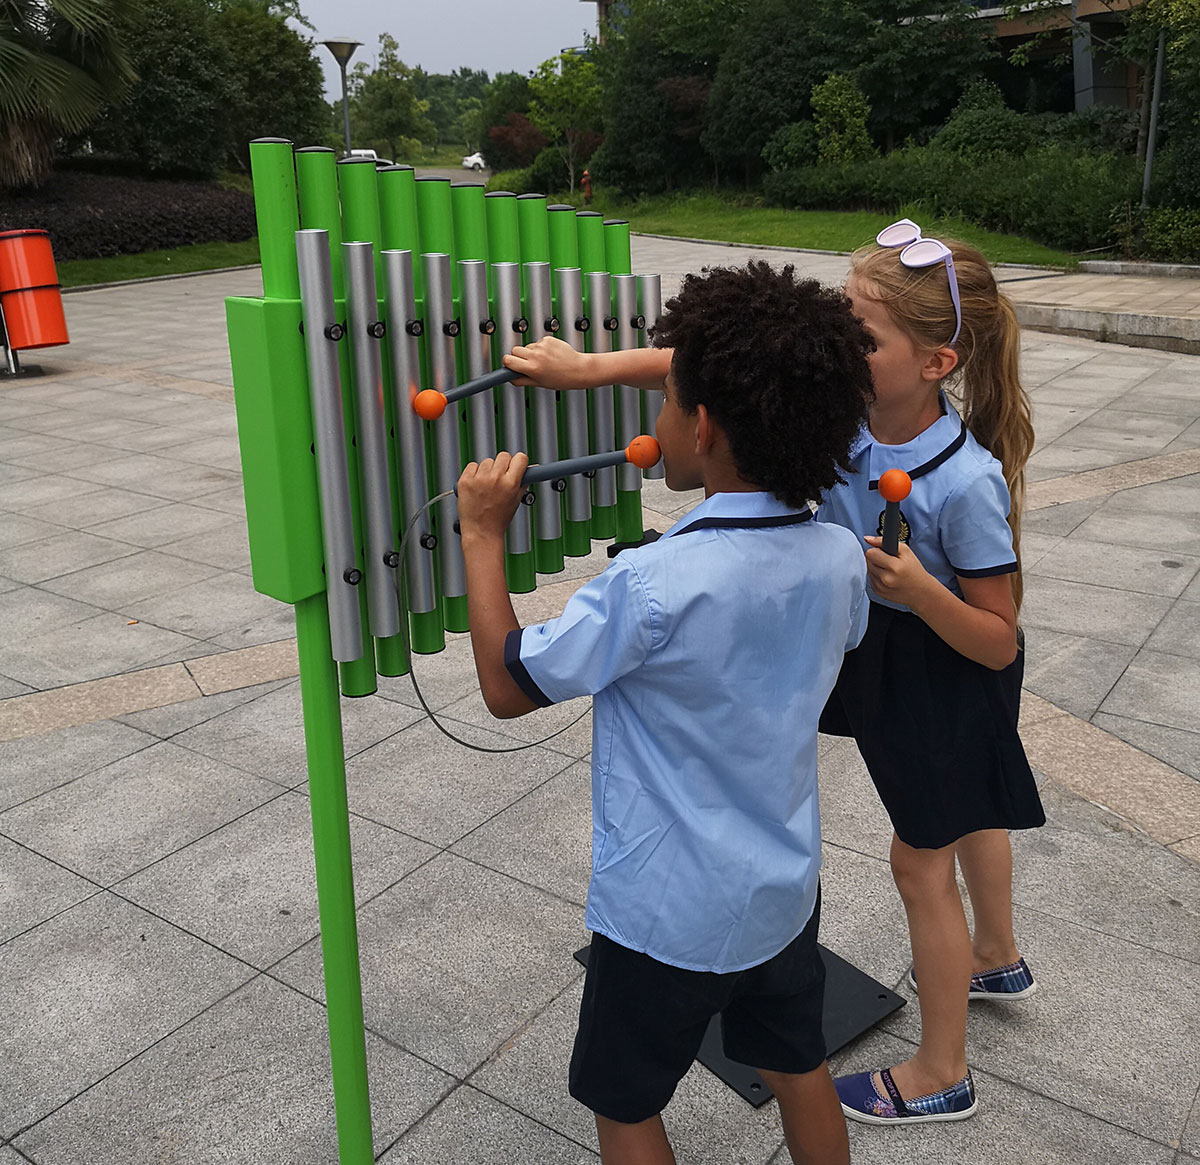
[626,434,662,470]
[878,468,912,504]
[413,389,447,421]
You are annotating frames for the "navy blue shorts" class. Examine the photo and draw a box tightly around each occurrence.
[569,891,827,1124]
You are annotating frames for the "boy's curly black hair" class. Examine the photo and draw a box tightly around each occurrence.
[653,261,874,509]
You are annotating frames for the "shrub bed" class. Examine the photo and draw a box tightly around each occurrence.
[0,170,257,261]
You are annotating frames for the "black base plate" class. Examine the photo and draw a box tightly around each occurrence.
[573,943,904,1108]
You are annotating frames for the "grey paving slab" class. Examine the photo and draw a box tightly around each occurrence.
[1057,411,1193,456]
[1028,538,1200,598]
[1072,503,1200,556]
[0,673,33,699]
[0,719,153,812]
[830,1031,1176,1165]
[120,570,280,640]
[188,482,247,516]
[470,979,787,1165]
[0,835,97,943]
[878,903,1200,1145]
[173,683,423,788]
[0,892,252,1138]
[117,791,436,966]
[1026,442,1141,481]
[0,528,138,585]
[378,634,499,714]
[0,472,105,512]
[1184,1094,1200,1157]
[1026,399,1101,444]
[208,604,294,650]
[159,521,251,571]
[1103,475,1200,517]
[13,974,453,1165]
[436,690,593,760]
[36,547,225,608]
[1013,781,1200,963]
[4,439,127,475]
[65,451,239,501]
[86,501,235,549]
[1101,648,1200,734]
[0,585,105,640]
[1019,576,1173,648]
[272,852,587,1078]
[1021,628,1138,719]
[116,677,291,739]
[340,718,577,848]
[450,759,591,906]
[1093,711,1200,782]
[0,740,284,884]
[1022,495,1106,536]
[0,609,204,688]
[1145,599,1200,660]
[0,513,68,551]
[18,485,171,531]
[378,1084,597,1165]
[816,735,898,865]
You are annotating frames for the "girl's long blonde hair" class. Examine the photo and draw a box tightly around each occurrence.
[849,238,1034,609]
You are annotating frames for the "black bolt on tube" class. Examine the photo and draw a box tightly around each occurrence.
[480,319,496,335]
[367,321,385,339]
[514,317,529,333]
[344,568,362,585]
[521,490,536,506]
[419,533,437,550]
[383,550,400,567]
[406,319,423,336]
[552,478,567,492]
[575,317,590,332]
[444,319,460,337]
[546,316,560,332]
[633,314,646,329]
[325,323,345,341]
[604,316,619,331]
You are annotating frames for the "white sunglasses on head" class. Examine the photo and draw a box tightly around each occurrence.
[875,218,962,347]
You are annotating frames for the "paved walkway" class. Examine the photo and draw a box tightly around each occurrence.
[1,241,1198,1164]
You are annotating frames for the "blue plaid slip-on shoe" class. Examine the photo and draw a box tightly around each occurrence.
[906,957,1037,1001]
[835,1067,978,1125]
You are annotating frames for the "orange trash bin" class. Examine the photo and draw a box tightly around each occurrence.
[0,229,69,350]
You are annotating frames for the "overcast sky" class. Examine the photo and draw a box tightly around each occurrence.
[297,0,599,97]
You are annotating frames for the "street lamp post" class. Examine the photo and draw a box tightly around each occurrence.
[322,37,361,157]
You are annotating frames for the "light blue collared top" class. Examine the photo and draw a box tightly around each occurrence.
[817,394,1018,610]
[505,491,868,973]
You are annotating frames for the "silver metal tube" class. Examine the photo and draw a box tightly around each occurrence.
[382,249,437,615]
[458,260,497,460]
[638,274,664,480]
[422,252,466,600]
[554,267,590,523]
[584,270,616,509]
[295,229,363,663]
[343,241,400,640]
[612,274,643,493]
[492,261,531,555]
[523,262,561,543]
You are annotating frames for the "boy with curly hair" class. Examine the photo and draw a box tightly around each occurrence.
[456,262,874,1165]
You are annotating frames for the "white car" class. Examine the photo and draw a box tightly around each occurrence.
[462,152,485,171]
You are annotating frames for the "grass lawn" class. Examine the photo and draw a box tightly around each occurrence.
[57,189,1078,289]
[58,238,260,288]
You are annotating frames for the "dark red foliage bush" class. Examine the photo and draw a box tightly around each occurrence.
[0,170,256,261]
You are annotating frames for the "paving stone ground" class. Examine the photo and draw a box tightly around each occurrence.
[1,238,1198,1164]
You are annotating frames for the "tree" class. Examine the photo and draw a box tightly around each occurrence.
[84,0,238,177]
[349,33,434,161]
[453,96,484,153]
[527,51,603,192]
[0,0,137,188]
[212,1,327,169]
[480,70,537,167]
[811,73,875,163]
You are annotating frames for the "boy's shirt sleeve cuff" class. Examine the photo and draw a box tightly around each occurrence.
[504,628,554,707]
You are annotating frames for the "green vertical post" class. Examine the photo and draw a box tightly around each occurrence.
[547,204,589,558]
[239,138,374,1164]
[296,596,375,1165]
[338,158,406,679]
[379,166,444,656]
[295,148,345,300]
[451,182,488,261]
[516,194,564,575]
[576,211,614,539]
[605,218,644,545]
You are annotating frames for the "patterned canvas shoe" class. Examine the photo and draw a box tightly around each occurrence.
[835,1067,978,1125]
[907,957,1037,1001]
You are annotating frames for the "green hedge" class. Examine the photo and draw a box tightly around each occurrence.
[763,143,1141,253]
[1141,207,1200,264]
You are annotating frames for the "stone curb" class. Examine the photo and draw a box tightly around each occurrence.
[1015,302,1200,356]
[1079,259,1200,279]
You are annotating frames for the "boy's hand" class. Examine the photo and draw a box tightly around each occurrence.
[457,452,529,542]
[503,336,591,388]
[863,537,936,609]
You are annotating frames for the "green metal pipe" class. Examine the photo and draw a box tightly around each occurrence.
[250,139,301,301]
[294,594,374,1165]
[295,147,345,300]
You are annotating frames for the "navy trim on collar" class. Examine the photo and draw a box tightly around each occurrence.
[670,510,813,538]
[504,628,553,707]
[868,416,968,491]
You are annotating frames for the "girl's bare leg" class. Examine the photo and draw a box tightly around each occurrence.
[759,1063,850,1165]
[887,833,971,1098]
[595,1113,676,1165]
[955,828,1022,972]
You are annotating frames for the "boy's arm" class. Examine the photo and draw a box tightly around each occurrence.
[503,336,673,392]
[457,453,538,718]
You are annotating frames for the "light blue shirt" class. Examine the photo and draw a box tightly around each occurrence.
[817,394,1017,611]
[505,491,868,973]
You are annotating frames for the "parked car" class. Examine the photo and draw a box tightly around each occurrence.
[462,152,485,171]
